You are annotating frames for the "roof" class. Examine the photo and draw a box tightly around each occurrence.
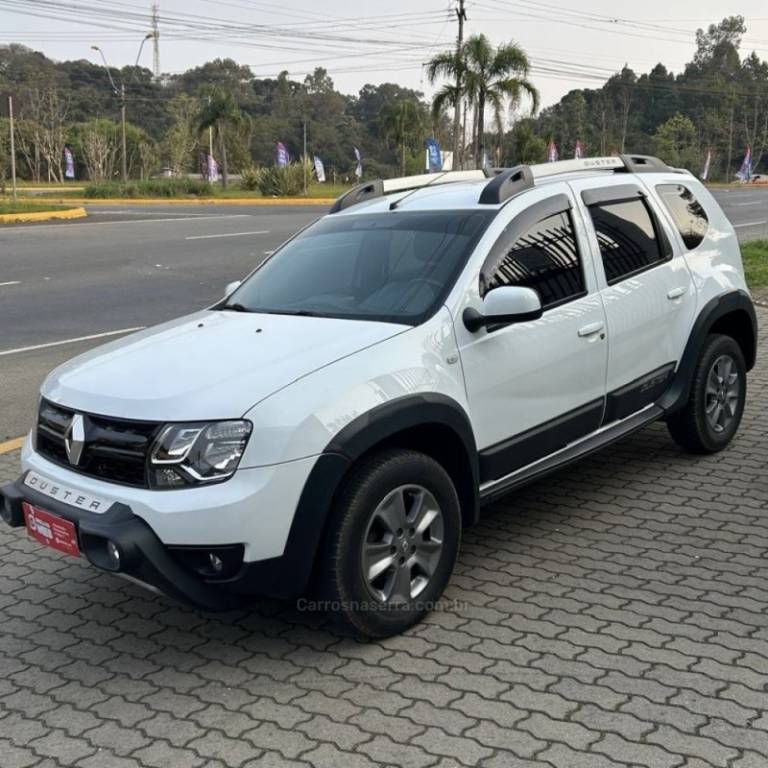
[330,155,684,216]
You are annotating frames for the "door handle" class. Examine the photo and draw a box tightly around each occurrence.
[667,286,686,300]
[578,321,605,338]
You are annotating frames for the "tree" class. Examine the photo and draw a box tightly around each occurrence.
[429,35,538,169]
[379,98,426,176]
[164,94,200,175]
[653,113,700,170]
[197,89,249,187]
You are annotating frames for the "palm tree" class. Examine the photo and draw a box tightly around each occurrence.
[426,52,464,165]
[429,35,539,170]
[379,99,425,176]
[197,89,247,188]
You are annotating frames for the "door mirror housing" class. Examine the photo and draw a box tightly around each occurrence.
[463,286,543,332]
[224,280,242,299]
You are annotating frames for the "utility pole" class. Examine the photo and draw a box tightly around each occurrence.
[151,3,160,79]
[453,0,466,169]
[8,95,17,201]
[303,120,308,195]
[120,83,128,182]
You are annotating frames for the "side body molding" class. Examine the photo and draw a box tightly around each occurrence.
[235,394,479,599]
[660,289,757,414]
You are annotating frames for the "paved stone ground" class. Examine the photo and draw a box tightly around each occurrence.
[0,310,765,768]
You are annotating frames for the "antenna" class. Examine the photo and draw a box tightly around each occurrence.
[151,2,160,78]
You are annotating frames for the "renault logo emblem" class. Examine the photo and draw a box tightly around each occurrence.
[64,414,86,466]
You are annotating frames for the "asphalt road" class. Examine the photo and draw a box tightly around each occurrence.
[0,187,766,441]
[711,185,768,240]
[0,203,327,440]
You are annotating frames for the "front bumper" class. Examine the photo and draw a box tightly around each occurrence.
[1,472,245,610]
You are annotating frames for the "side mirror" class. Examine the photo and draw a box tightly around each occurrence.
[463,286,543,332]
[224,280,242,299]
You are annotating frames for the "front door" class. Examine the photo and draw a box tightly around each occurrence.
[455,190,608,485]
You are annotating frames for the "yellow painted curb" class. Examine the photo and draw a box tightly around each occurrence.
[0,437,24,455]
[0,207,87,224]
[39,197,332,207]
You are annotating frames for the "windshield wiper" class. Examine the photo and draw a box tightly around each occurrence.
[220,302,250,312]
[263,309,320,317]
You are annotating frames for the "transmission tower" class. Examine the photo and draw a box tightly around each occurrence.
[151,2,160,78]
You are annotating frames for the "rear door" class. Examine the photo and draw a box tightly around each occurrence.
[570,177,696,422]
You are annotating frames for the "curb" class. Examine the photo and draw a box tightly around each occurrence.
[0,437,24,455]
[39,197,332,207]
[0,207,88,224]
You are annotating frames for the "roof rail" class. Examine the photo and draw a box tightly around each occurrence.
[329,170,486,213]
[329,154,674,213]
[478,165,534,205]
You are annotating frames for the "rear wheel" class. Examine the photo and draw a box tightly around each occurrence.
[320,449,461,639]
[667,334,746,454]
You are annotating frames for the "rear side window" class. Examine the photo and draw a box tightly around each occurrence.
[484,211,585,309]
[588,199,667,284]
[656,184,709,249]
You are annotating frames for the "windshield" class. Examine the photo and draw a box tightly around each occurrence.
[222,210,493,324]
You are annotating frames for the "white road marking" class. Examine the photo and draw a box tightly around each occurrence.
[0,327,145,357]
[727,201,766,207]
[0,281,20,287]
[88,210,219,216]
[733,220,768,228]
[185,230,270,241]
[0,215,252,233]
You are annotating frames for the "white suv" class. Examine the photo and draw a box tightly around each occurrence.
[1,155,757,638]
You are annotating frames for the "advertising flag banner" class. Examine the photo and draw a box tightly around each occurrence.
[701,149,712,181]
[547,140,559,163]
[64,147,75,179]
[276,141,289,167]
[313,155,326,183]
[207,153,218,181]
[354,146,363,179]
[425,138,442,172]
[736,147,752,181]
[574,140,584,159]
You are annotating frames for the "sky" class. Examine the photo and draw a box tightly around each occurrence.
[2,0,768,112]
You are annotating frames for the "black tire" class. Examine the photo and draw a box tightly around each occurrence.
[319,448,461,639]
[667,333,747,454]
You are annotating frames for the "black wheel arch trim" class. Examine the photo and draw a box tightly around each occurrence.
[659,289,757,414]
[262,394,480,598]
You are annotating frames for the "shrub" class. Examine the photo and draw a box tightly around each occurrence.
[241,163,306,196]
[84,177,213,198]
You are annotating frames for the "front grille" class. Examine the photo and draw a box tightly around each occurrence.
[37,400,160,488]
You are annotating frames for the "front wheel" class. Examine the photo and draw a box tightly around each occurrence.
[667,334,747,454]
[319,449,461,639]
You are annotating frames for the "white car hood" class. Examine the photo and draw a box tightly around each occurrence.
[42,310,407,421]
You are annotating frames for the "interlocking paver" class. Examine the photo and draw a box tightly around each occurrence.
[0,304,766,767]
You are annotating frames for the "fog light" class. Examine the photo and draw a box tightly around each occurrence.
[107,540,121,568]
[208,553,224,574]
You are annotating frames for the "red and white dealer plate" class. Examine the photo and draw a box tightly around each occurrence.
[23,502,81,558]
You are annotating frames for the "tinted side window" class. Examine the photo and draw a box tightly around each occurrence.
[588,199,666,284]
[484,211,585,309]
[656,184,709,249]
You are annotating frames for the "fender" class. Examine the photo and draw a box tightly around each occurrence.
[233,394,479,599]
[659,289,757,414]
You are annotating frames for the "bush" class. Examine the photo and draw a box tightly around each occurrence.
[240,163,306,196]
[84,177,213,198]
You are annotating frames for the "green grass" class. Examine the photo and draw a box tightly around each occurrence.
[741,240,768,288]
[0,200,75,215]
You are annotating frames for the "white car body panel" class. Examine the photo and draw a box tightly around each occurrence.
[240,306,468,467]
[41,310,406,421]
[447,183,609,449]
[567,174,698,392]
[21,435,311,561]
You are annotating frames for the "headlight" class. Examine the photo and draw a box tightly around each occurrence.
[149,420,252,488]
